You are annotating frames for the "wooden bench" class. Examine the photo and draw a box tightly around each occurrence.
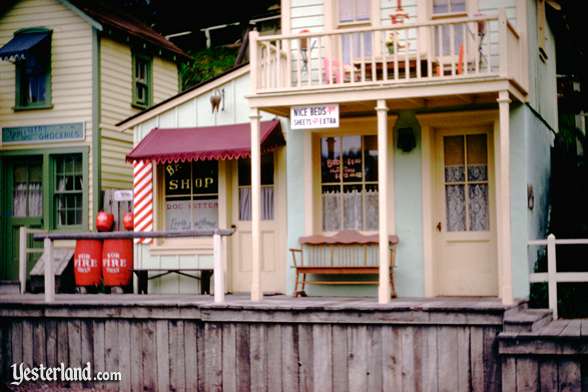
[134,269,213,295]
[289,230,399,297]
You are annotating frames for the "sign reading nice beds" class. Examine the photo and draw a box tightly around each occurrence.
[290,104,339,130]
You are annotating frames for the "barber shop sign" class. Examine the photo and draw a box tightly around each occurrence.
[290,104,339,130]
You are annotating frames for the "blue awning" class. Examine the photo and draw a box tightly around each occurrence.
[0,32,49,61]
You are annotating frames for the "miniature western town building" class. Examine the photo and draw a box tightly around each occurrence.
[118,0,556,303]
[0,0,187,284]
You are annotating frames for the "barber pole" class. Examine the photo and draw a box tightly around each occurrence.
[133,160,153,244]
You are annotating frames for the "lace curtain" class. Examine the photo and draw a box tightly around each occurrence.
[322,189,379,231]
[445,164,489,232]
[13,182,42,217]
[239,187,274,221]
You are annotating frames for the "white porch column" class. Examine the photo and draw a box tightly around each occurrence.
[497,91,513,305]
[376,100,391,304]
[250,109,263,301]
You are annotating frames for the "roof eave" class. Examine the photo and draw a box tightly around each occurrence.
[58,0,103,31]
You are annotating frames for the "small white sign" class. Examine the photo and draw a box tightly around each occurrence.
[113,190,133,202]
[290,104,339,130]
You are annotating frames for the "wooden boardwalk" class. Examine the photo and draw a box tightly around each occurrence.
[499,317,588,391]
[0,294,508,391]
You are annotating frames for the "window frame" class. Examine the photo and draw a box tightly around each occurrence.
[430,0,468,19]
[335,0,373,28]
[51,153,85,230]
[237,152,276,222]
[319,134,379,232]
[13,27,53,111]
[131,51,153,109]
[162,160,220,232]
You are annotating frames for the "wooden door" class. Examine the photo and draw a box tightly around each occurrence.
[433,129,498,296]
[1,158,44,280]
[230,152,286,294]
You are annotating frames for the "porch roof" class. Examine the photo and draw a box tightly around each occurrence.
[126,119,285,163]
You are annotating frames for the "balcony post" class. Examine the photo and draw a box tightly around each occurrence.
[249,30,260,93]
[497,90,513,305]
[498,8,508,78]
[250,108,263,302]
[376,99,391,304]
[44,237,55,303]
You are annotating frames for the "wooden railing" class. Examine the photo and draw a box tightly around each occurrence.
[18,227,45,294]
[528,234,588,319]
[32,229,235,304]
[251,9,524,94]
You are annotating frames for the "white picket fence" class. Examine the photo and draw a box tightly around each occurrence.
[528,234,588,319]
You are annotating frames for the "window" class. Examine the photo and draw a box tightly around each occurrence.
[338,0,370,24]
[238,154,275,221]
[132,52,152,108]
[164,161,219,231]
[13,160,43,217]
[337,0,372,64]
[432,0,466,16]
[15,30,52,109]
[443,134,489,232]
[54,154,83,227]
[320,135,378,231]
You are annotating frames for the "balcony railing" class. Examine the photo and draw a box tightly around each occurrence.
[250,10,525,95]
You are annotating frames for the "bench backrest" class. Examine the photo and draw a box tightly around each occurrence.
[297,230,399,267]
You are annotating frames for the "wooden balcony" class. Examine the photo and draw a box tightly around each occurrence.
[249,10,527,112]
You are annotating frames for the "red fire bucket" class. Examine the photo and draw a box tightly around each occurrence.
[73,240,102,286]
[102,239,133,287]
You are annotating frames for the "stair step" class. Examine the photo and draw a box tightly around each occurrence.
[503,308,554,333]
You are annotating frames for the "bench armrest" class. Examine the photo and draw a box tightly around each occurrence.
[289,248,303,267]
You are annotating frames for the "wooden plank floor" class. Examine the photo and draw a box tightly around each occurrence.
[0,293,508,310]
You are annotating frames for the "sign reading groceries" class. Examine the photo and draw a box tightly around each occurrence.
[290,104,339,129]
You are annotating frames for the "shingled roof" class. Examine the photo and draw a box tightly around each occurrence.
[67,0,189,59]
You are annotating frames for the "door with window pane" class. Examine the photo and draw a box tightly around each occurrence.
[434,129,497,296]
[2,158,44,281]
[231,153,285,294]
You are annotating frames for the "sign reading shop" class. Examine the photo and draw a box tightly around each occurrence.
[1,122,85,144]
[290,104,339,130]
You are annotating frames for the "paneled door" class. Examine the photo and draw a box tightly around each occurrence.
[433,129,498,296]
[1,157,44,281]
[230,152,286,294]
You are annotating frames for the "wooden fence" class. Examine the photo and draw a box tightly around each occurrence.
[528,234,588,319]
[0,300,504,391]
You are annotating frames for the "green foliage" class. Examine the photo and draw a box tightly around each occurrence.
[179,47,238,91]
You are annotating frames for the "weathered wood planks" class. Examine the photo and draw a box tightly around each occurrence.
[0,301,584,391]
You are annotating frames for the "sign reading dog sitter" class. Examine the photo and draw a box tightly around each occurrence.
[290,104,339,130]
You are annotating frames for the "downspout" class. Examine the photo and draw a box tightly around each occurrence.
[92,27,101,228]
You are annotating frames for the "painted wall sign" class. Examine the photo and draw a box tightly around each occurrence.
[1,122,85,144]
[290,104,339,129]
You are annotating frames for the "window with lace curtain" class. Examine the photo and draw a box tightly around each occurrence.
[238,154,274,221]
[320,135,378,231]
[54,154,83,227]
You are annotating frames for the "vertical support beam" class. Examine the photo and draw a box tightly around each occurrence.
[249,30,260,93]
[497,91,513,305]
[44,237,54,303]
[498,8,508,78]
[213,232,224,303]
[376,100,390,304]
[19,227,27,294]
[546,233,558,319]
[250,109,263,301]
